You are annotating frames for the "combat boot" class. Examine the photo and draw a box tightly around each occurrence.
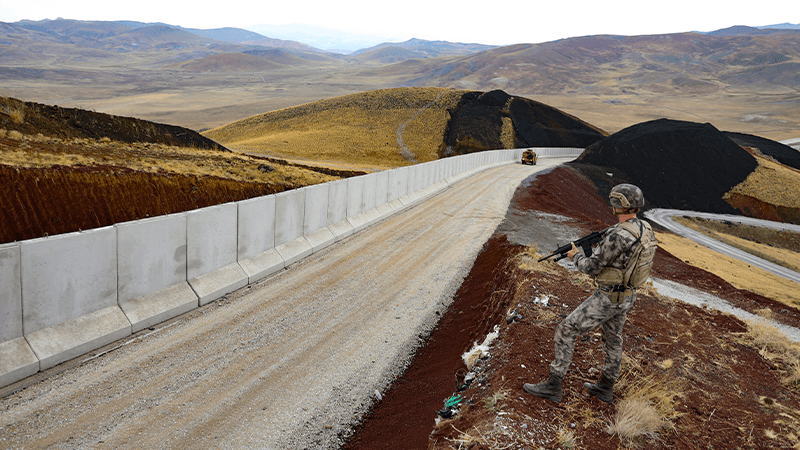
[583,373,614,403]
[523,373,563,403]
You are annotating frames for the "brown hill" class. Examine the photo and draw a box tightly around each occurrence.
[352,38,497,58]
[102,24,214,50]
[399,32,800,95]
[207,88,607,169]
[176,53,287,71]
[0,96,225,149]
[354,46,422,64]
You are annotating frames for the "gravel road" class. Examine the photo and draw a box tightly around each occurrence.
[650,278,800,343]
[645,208,800,284]
[0,157,572,450]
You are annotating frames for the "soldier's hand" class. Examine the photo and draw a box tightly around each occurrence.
[567,242,580,261]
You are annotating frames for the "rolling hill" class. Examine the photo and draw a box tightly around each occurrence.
[393,32,800,95]
[202,87,607,168]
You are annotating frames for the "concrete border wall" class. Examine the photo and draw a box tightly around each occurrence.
[0,147,582,388]
[117,213,195,334]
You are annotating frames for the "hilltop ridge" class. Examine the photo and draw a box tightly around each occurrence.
[204,88,607,168]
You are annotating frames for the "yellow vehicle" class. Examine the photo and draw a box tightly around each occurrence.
[521,150,538,165]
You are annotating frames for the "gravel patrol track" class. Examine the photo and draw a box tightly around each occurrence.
[645,208,800,284]
[0,157,572,450]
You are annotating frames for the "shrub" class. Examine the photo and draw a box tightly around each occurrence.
[1,104,24,124]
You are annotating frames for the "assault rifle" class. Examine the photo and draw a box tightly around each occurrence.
[537,229,607,263]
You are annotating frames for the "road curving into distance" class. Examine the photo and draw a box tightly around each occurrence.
[0,156,573,450]
[644,208,800,285]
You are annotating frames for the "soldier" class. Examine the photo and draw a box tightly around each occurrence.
[523,183,656,403]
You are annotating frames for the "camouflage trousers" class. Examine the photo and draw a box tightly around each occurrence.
[549,289,636,382]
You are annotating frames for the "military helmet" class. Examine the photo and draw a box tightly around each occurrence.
[609,184,644,210]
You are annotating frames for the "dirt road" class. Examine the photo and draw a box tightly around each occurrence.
[0,158,572,449]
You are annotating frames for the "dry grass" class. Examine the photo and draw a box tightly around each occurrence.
[556,428,577,449]
[482,388,509,412]
[515,244,560,275]
[755,396,800,447]
[674,216,800,273]
[437,419,552,450]
[1,104,25,124]
[725,156,800,209]
[0,131,340,187]
[608,358,682,444]
[204,87,465,171]
[0,129,23,139]
[606,397,665,442]
[655,231,800,307]
[741,317,800,387]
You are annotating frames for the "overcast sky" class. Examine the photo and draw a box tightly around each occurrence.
[1,0,795,46]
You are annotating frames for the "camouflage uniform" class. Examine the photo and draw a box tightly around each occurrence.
[548,218,648,382]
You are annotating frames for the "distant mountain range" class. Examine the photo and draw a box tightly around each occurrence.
[703,24,800,36]
[2,18,799,119]
[8,18,799,55]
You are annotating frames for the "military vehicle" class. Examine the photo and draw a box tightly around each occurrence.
[522,150,538,165]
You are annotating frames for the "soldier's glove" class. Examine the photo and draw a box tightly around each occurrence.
[567,242,580,261]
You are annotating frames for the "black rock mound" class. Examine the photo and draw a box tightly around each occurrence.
[570,119,758,215]
[439,90,606,157]
[723,131,800,170]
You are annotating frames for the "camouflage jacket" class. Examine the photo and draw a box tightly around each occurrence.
[573,218,649,277]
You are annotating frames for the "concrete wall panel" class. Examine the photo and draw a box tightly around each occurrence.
[347,176,366,217]
[21,227,117,334]
[418,163,429,190]
[375,171,389,207]
[117,214,187,303]
[362,173,378,211]
[444,158,454,179]
[186,203,246,305]
[419,164,430,191]
[237,195,276,260]
[303,183,330,236]
[423,163,432,188]
[388,167,408,202]
[407,165,419,193]
[186,203,238,280]
[327,179,349,226]
[0,244,21,343]
[274,189,306,247]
